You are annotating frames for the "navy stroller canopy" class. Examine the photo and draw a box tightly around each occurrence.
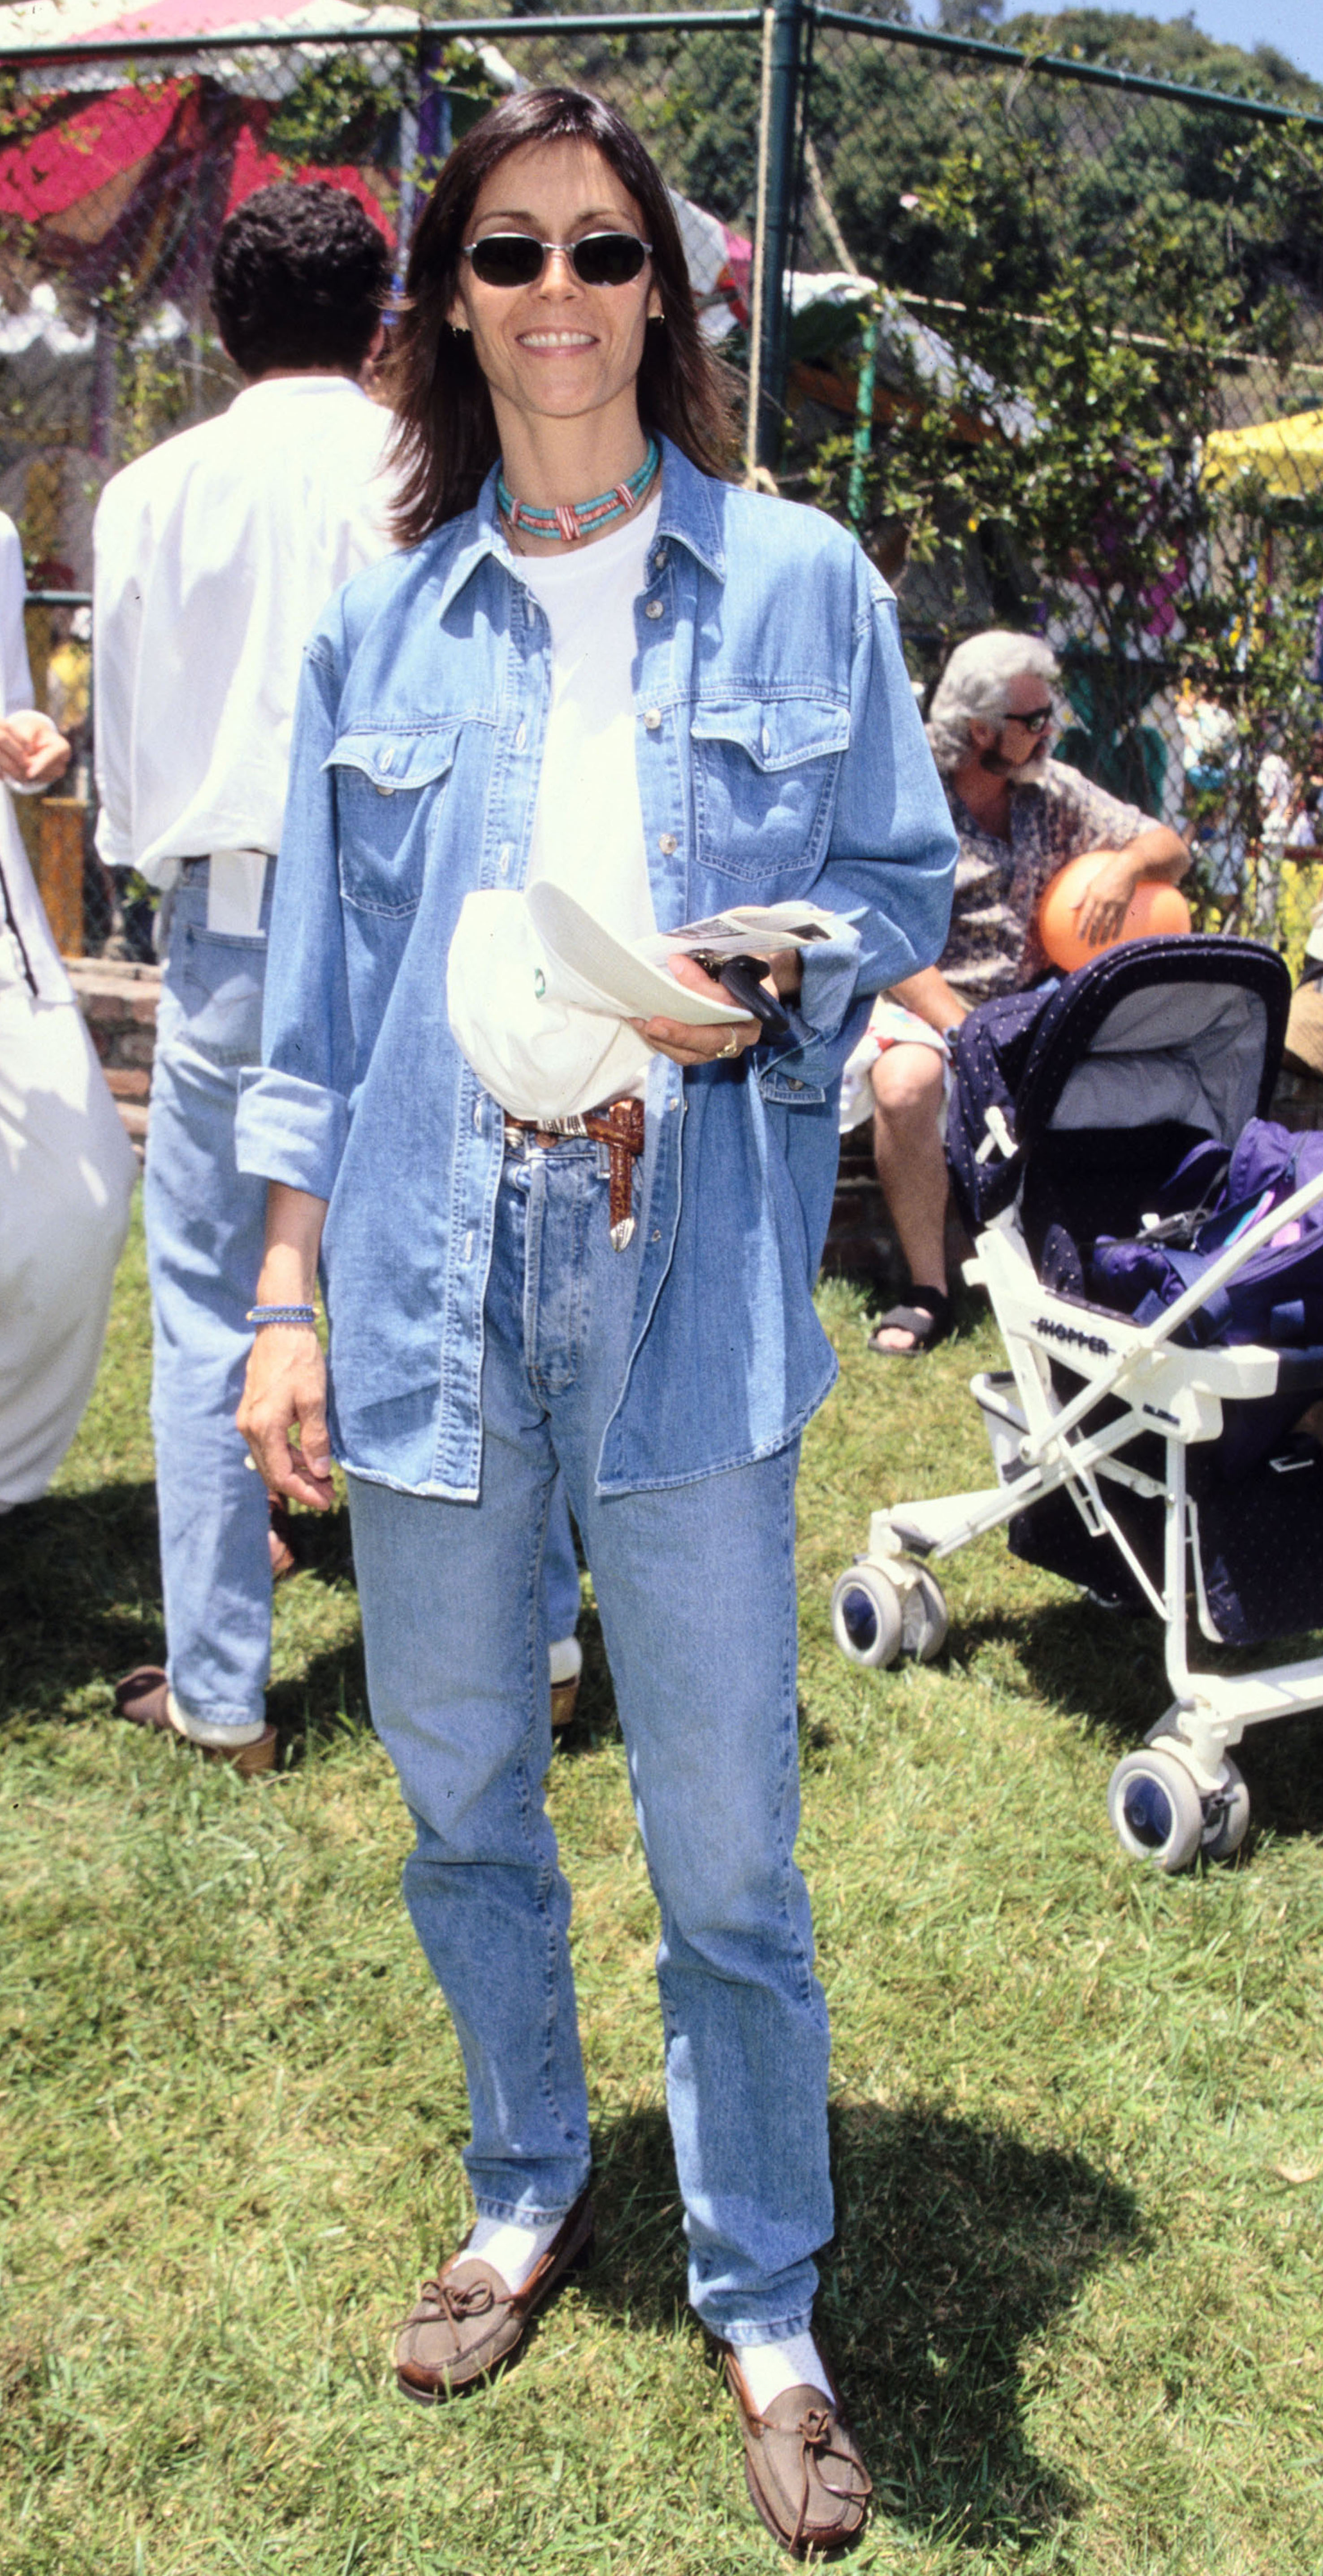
[947,937,1290,1236]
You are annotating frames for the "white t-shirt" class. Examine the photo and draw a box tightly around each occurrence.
[517,493,660,1104]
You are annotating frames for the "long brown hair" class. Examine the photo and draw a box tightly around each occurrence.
[383,88,737,543]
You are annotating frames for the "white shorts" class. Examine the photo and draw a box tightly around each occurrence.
[839,997,954,1135]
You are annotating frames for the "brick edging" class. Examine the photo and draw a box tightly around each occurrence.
[68,955,160,1158]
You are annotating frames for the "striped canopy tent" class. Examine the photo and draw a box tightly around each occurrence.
[0,0,418,310]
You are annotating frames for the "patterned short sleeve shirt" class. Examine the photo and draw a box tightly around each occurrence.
[941,758,1150,1006]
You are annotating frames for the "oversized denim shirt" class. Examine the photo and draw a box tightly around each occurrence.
[235,441,956,1500]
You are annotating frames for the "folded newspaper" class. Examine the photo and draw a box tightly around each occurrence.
[526,883,841,1027]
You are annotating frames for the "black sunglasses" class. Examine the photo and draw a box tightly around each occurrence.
[462,231,653,290]
[1002,704,1054,735]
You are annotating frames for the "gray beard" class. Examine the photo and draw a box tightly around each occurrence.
[979,741,1051,784]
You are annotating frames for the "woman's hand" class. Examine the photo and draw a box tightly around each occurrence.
[238,1324,336,1511]
[0,710,71,788]
[631,951,791,1068]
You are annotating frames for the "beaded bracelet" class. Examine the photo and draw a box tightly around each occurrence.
[246,1304,317,1329]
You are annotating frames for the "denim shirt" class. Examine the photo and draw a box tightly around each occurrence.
[235,441,956,1499]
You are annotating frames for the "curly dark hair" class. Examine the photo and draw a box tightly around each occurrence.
[211,181,391,380]
[384,88,738,541]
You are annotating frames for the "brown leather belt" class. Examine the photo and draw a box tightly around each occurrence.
[502,1097,646,1251]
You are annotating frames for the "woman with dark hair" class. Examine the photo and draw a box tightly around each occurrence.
[237,87,954,2555]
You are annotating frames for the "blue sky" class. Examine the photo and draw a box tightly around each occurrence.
[911,2,1323,86]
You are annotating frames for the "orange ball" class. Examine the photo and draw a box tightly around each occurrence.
[1036,851,1191,975]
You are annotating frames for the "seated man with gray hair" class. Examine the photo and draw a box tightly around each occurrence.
[841,629,1190,1355]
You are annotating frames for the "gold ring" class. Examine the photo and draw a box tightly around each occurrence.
[718,1033,740,1058]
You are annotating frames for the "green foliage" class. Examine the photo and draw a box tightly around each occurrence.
[937,0,1003,30]
[110,342,190,466]
[801,41,1323,923]
[1000,7,1323,108]
[265,52,405,167]
[264,40,502,193]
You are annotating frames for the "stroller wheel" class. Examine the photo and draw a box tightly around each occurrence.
[1201,1758,1250,1862]
[1107,1747,1205,1872]
[902,1569,949,1664]
[831,1563,903,1668]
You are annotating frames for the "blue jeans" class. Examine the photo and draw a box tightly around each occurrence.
[145,871,273,1729]
[346,1133,833,2343]
[543,1474,580,1645]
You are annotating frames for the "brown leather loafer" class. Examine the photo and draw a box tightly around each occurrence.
[722,2346,872,2557]
[394,2187,594,2402]
[113,1667,277,1777]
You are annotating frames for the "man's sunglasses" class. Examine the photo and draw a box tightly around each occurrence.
[1002,704,1054,735]
[462,231,653,290]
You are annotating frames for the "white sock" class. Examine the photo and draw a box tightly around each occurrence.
[734,2331,834,2413]
[166,1690,266,1749]
[466,2213,564,2295]
[549,1634,582,1687]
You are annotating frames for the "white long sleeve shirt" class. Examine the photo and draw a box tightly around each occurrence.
[93,374,394,888]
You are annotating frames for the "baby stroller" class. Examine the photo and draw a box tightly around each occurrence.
[830,935,1323,1871]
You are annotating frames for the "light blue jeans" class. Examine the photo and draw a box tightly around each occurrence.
[541,1470,582,1647]
[145,871,274,1730]
[347,1132,833,2344]
[146,869,582,1731]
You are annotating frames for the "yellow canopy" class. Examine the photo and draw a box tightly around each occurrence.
[1202,407,1323,498]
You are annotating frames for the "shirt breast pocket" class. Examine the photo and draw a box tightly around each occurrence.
[325,725,461,917]
[691,695,849,887]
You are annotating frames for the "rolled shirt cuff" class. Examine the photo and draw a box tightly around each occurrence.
[236,1065,348,1202]
[767,926,865,1091]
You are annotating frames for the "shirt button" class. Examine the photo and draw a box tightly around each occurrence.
[644,709,662,731]
[658,833,677,856]
[653,550,666,569]
[472,1098,483,1131]
[375,781,395,797]
[464,1228,475,1261]
[786,1077,802,1091]
[645,599,664,621]
[498,844,512,878]
[379,744,394,771]
[761,725,772,755]
[514,722,527,752]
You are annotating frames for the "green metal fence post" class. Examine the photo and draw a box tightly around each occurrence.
[846,303,878,535]
[755,0,807,468]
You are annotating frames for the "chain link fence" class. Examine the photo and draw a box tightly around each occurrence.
[2,5,1322,952]
[0,9,768,947]
[792,15,1323,949]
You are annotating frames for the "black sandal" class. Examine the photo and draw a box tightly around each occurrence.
[866,1287,952,1358]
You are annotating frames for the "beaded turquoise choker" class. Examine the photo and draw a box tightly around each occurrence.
[498,437,659,545]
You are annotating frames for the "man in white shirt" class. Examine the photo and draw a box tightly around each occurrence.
[95,181,394,1772]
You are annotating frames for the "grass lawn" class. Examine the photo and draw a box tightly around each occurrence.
[5,1191,1323,2575]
